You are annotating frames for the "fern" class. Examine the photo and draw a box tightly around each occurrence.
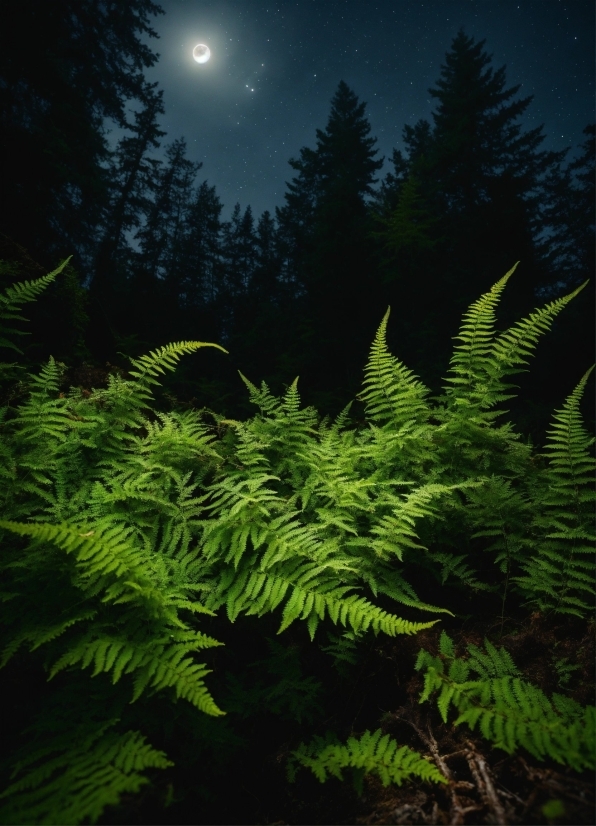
[443,264,587,415]
[0,720,173,825]
[0,257,71,353]
[0,258,592,823]
[320,630,360,670]
[443,263,519,409]
[514,367,596,616]
[128,340,228,387]
[359,306,432,429]
[488,281,588,392]
[203,557,437,640]
[0,519,224,716]
[417,632,595,771]
[287,728,447,794]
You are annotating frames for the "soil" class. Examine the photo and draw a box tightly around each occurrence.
[97,611,595,826]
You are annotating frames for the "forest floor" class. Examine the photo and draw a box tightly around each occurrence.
[99,612,595,826]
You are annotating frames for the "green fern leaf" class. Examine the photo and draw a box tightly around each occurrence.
[515,367,596,616]
[287,728,447,792]
[0,722,172,826]
[360,307,431,428]
[0,258,71,353]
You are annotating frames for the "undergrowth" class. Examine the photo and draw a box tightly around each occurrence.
[0,258,593,824]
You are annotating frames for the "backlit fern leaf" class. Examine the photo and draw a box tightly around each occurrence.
[417,633,595,771]
[369,483,461,561]
[127,340,228,390]
[514,367,596,616]
[466,638,520,679]
[0,519,162,610]
[443,263,518,406]
[204,558,436,641]
[359,307,431,428]
[15,358,72,447]
[489,282,588,389]
[238,372,280,416]
[287,728,446,794]
[47,628,223,715]
[0,257,71,353]
[443,266,586,414]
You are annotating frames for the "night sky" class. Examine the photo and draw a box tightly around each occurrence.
[125,0,595,219]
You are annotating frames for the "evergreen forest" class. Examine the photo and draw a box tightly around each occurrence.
[0,3,594,824]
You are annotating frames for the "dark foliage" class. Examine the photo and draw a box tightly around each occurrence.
[0,13,594,825]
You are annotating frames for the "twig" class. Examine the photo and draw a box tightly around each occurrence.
[421,721,482,825]
[465,740,509,825]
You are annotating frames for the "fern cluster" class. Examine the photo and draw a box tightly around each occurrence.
[0,257,592,822]
[416,632,595,772]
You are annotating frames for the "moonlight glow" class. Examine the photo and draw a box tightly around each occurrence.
[193,44,211,64]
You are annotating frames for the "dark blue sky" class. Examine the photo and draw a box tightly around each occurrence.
[125,0,595,219]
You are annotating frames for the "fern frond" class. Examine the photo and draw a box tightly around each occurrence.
[0,257,71,353]
[238,372,280,416]
[515,367,596,616]
[360,307,431,427]
[369,483,460,561]
[46,628,223,715]
[287,729,446,793]
[443,263,518,405]
[0,519,215,625]
[127,341,228,401]
[282,376,302,416]
[0,722,173,825]
[490,282,588,384]
[416,633,595,771]
[0,609,99,668]
[13,359,74,450]
[205,557,437,641]
[443,267,587,414]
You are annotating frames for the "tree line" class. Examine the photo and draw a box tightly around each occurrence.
[0,0,593,431]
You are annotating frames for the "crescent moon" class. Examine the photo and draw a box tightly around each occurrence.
[193,44,211,64]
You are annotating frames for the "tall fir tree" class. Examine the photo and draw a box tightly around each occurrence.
[537,124,595,295]
[221,204,257,300]
[177,181,226,314]
[374,29,572,390]
[277,81,384,410]
[528,124,595,430]
[88,84,166,357]
[218,204,257,348]
[0,0,164,268]
[118,138,201,354]
[93,84,166,292]
[227,210,289,393]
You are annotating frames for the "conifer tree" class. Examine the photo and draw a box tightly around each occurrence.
[170,180,226,355]
[0,0,164,266]
[538,124,595,294]
[416,29,568,308]
[178,181,226,311]
[87,84,166,357]
[374,29,573,389]
[253,211,283,298]
[528,124,595,426]
[277,81,384,410]
[93,84,166,293]
[227,210,289,393]
[127,139,201,350]
[221,204,257,301]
